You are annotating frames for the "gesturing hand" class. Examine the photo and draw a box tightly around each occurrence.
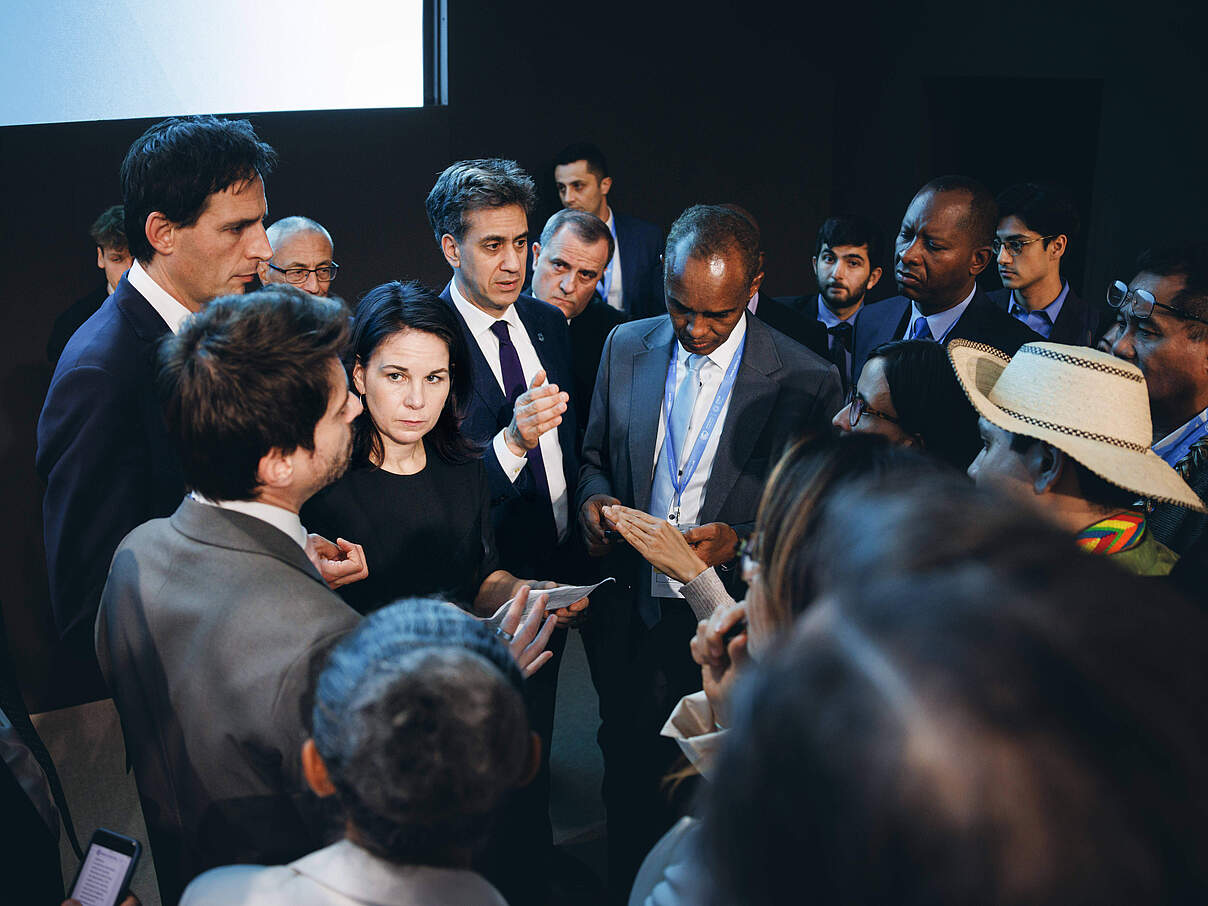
[603,505,707,584]
[505,370,569,455]
[579,493,621,556]
[526,580,590,627]
[306,533,369,589]
[496,585,558,677]
[688,601,749,728]
[683,522,740,568]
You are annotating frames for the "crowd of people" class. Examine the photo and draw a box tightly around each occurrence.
[8,111,1208,904]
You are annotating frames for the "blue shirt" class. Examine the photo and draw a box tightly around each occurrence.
[1153,405,1208,468]
[908,285,976,343]
[1007,282,1070,339]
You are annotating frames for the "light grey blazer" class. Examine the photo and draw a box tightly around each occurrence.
[96,497,360,903]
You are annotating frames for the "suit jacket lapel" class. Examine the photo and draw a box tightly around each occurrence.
[630,319,674,510]
[701,316,778,524]
[441,283,508,413]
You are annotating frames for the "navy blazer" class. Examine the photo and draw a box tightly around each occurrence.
[987,285,1100,348]
[36,274,185,659]
[441,284,579,576]
[613,212,666,320]
[753,293,831,362]
[577,313,842,626]
[851,287,1042,382]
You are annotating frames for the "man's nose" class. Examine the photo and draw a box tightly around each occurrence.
[501,243,521,273]
[831,404,853,432]
[248,222,273,262]
[1111,329,1136,362]
[559,272,576,294]
[301,271,320,294]
[997,244,1013,265]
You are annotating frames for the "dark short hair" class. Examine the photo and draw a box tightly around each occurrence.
[920,175,998,246]
[89,205,127,250]
[120,116,276,263]
[995,182,1080,254]
[665,204,761,286]
[1007,432,1139,510]
[553,142,610,180]
[1134,241,1208,340]
[538,209,615,264]
[814,215,884,269]
[158,286,348,501]
[424,159,536,244]
[349,281,479,467]
[312,599,529,866]
[866,339,981,470]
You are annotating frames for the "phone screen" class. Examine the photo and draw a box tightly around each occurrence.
[70,839,134,906]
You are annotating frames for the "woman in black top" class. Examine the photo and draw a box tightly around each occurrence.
[304,281,572,618]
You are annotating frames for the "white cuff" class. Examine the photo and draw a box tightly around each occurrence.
[493,430,528,483]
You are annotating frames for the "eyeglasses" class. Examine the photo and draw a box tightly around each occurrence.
[1106,279,1208,326]
[738,536,761,578]
[846,390,901,428]
[267,262,340,284]
[991,235,1055,257]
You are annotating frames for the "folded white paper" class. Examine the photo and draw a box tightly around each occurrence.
[487,577,615,624]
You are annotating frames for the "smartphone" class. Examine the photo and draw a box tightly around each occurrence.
[69,828,141,906]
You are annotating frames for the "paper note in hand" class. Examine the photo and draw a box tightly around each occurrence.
[488,577,615,624]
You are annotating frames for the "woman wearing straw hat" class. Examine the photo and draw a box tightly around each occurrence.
[950,339,1206,576]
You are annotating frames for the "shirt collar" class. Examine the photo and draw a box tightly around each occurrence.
[747,290,760,314]
[448,277,522,338]
[126,259,194,334]
[1152,404,1208,467]
[1009,281,1070,322]
[676,311,747,372]
[189,491,308,550]
[910,284,977,342]
[815,294,859,329]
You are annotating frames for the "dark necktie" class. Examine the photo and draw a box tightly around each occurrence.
[490,320,551,503]
[827,322,853,391]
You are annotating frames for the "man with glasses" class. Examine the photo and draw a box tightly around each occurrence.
[988,182,1098,346]
[1108,242,1208,553]
[259,215,339,296]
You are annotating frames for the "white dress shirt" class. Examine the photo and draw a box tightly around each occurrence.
[190,492,309,550]
[604,208,624,311]
[650,314,747,530]
[127,259,194,334]
[450,280,569,540]
[907,284,977,342]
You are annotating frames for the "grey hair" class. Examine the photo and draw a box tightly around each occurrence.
[266,215,333,253]
[538,208,615,264]
[425,159,537,244]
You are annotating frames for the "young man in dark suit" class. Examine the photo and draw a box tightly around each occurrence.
[851,175,1040,382]
[988,181,1098,346]
[528,207,624,449]
[554,142,665,320]
[577,205,842,899]
[36,116,278,686]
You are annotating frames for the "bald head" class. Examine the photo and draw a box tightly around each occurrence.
[260,216,336,296]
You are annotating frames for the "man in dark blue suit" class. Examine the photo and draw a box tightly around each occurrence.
[426,159,582,903]
[988,181,1099,347]
[554,142,665,320]
[851,175,1040,383]
[36,115,278,683]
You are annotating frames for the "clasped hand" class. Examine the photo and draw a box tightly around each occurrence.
[688,601,749,728]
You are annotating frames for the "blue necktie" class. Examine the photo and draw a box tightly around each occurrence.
[650,353,704,520]
[490,320,550,504]
[910,315,933,341]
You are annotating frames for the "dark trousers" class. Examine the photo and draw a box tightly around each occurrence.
[581,584,702,903]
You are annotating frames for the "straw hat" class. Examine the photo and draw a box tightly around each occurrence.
[948,339,1206,511]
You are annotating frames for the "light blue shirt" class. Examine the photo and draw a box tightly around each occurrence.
[1008,281,1070,340]
[815,294,860,380]
[908,285,977,343]
[1153,405,1208,468]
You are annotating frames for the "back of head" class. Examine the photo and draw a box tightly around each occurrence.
[121,115,276,262]
[703,529,1208,904]
[158,286,348,501]
[424,159,537,244]
[995,182,1080,248]
[867,339,981,470]
[920,175,997,246]
[312,599,529,866]
[553,141,610,179]
[815,215,884,269]
[539,208,616,263]
[90,204,127,250]
[665,204,761,286]
[1135,241,1208,332]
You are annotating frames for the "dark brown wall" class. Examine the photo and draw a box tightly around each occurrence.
[3,0,1205,708]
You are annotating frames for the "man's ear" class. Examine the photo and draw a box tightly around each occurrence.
[1048,234,1068,261]
[747,269,764,301]
[257,447,293,489]
[440,233,461,270]
[302,739,337,798]
[969,244,992,276]
[1026,441,1064,494]
[531,241,542,269]
[867,265,884,291]
[145,211,176,257]
[598,176,613,200]
[96,247,106,270]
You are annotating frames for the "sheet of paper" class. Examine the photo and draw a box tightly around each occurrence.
[487,577,615,623]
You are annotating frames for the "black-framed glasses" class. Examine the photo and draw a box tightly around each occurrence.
[846,390,901,428]
[1106,279,1208,326]
[267,262,340,284]
[991,235,1055,257]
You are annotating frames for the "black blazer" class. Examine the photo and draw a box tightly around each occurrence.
[441,284,580,576]
[36,274,185,667]
[568,296,625,448]
[614,212,665,320]
[851,287,1041,382]
[987,285,1100,348]
[755,293,830,360]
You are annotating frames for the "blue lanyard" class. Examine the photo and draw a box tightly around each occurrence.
[661,335,746,509]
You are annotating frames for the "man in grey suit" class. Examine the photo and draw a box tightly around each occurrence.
[96,287,364,904]
[576,205,842,899]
